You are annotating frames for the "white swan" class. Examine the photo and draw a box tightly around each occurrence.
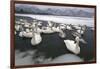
[15,24,20,31]
[19,30,33,38]
[48,21,53,27]
[31,30,42,45]
[15,20,24,31]
[19,19,25,25]
[15,31,17,35]
[73,25,81,30]
[41,21,54,34]
[66,25,72,30]
[64,36,80,54]
[58,30,66,38]
[77,29,84,35]
[24,29,33,38]
[15,21,20,24]
[31,22,42,45]
[19,31,26,37]
[25,28,30,33]
[15,24,22,31]
[51,23,66,38]
[59,24,66,30]
[42,22,66,38]
[82,25,86,31]
[15,21,20,31]
[58,24,66,38]
[24,23,30,28]
[42,27,54,34]
[76,25,86,35]
[18,24,33,38]
[19,20,37,38]
[19,19,24,22]
[52,26,60,32]
[72,32,87,44]
[24,32,33,38]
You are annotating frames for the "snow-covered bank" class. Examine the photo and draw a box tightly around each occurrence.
[15,14,94,27]
[15,50,83,65]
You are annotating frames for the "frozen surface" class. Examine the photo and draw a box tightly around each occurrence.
[15,50,83,65]
[15,14,94,27]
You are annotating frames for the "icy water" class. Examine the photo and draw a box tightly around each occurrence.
[15,14,95,66]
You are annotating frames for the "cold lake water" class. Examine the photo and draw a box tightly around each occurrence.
[15,14,95,66]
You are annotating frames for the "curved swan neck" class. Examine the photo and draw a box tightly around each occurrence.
[58,25,61,30]
[75,36,79,47]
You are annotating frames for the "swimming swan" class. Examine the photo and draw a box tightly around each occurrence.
[41,21,54,34]
[66,25,72,30]
[15,24,21,31]
[77,29,84,35]
[58,30,66,38]
[64,36,80,54]
[19,30,31,38]
[31,32,42,45]
[58,25,66,38]
[76,25,86,36]
[31,23,42,45]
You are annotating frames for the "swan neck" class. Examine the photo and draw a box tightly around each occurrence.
[75,37,79,47]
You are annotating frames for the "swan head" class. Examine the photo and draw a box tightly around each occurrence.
[59,24,66,30]
[82,25,87,30]
[47,21,53,27]
[37,21,42,26]
[75,36,80,42]
[32,23,36,28]
[72,31,81,38]
[19,19,27,25]
[37,21,43,29]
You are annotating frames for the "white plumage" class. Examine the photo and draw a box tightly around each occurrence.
[64,36,80,54]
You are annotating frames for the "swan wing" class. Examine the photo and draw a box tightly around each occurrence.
[24,32,33,38]
[64,40,80,54]
[67,26,72,30]
[31,33,42,45]
[77,30,84,34]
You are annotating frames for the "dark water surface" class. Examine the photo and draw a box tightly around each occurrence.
[15,27,95,61]
[15,16,95,65]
